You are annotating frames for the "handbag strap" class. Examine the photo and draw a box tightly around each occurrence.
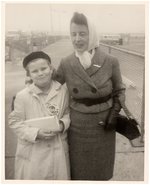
[119,101,134,119]
[120,102,142,128]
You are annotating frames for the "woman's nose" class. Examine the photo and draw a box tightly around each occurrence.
[75,34,80,41]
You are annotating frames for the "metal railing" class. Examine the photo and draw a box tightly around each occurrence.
[99,42,145,145]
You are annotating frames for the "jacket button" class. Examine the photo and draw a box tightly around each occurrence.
[91,88,97,93]
[73,88,78,94]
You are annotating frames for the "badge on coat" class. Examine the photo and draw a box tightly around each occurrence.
[46,102,59,116]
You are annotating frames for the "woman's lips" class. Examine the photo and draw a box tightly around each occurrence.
[38,76,47,80]
[75,43,84,48]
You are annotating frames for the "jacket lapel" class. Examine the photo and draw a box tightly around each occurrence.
[86,48,106,76]
[28,81,61,103]
[45,81,61,103]
[70,53,97,89]
[70,48,106,88]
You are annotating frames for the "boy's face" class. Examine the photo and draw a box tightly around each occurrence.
[27,59,52,88]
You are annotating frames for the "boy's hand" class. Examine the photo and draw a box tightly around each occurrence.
[37,129,56,140]
[59,120,65,132]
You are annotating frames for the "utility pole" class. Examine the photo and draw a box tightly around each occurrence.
[50,5,53,34]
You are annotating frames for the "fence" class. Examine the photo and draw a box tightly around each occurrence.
[99,43,145,145]
[5,35,65,62]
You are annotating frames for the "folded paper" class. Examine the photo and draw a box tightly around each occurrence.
[24,116,60,131]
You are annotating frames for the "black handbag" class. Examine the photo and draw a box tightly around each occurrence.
[116,104,141,140]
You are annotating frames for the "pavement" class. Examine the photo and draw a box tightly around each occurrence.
[112,134,145,181]
[4,39,146,182]
[4,132,145,182]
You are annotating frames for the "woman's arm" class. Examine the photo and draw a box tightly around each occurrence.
[105,58,126,130]
[55,59,66,85]
[111,57,126,104]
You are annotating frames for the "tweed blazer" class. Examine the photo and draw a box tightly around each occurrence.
[56,47,125,113]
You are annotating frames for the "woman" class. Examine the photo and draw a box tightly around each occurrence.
[55,12,125,180]
[8,51,70,180]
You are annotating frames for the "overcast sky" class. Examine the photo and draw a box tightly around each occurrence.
[5,3,145,34]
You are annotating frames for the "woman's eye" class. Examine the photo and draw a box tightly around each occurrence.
[71,32,76,37]
[80,32,86,36]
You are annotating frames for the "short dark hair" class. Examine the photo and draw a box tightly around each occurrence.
[70,12,88,27]
[23,51,51,68]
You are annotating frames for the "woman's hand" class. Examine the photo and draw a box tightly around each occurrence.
[105,102,121,130]
[105,108,117,130]
[36,129,56,140]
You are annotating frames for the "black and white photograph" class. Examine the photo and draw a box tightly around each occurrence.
[1,0,148,183]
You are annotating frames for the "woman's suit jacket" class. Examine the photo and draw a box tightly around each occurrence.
[56,47,125,113]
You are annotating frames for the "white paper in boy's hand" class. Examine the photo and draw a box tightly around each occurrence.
[24,116,60,131]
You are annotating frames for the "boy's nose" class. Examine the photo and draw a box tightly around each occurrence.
[38,70,44,75]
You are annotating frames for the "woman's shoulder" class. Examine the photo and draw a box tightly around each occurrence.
[97,47,119,66]
[61,52,75,64]
[102,51,118,63]
[97,47,117,60]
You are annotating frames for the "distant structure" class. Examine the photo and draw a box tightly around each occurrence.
[5,30,65,62]
[99,33,145,46]
[99,34,123,45]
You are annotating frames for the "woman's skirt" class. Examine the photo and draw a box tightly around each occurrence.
[68,108,116,180]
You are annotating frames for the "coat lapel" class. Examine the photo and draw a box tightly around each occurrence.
[86,48,106,76]
[28,81,61,103]
[70,53,97,89]
[45,81,61,103]
[70,48,106,88]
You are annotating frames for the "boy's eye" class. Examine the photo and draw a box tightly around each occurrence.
[31,70,38,73]
[41,67,47,71]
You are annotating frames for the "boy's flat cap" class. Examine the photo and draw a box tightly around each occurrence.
[23,51,51,68]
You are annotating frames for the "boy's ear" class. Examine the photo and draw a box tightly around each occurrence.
[26,70,30,77]
[51,67,57,80]
[25,76,33,84]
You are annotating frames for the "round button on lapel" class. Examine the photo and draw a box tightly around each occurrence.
[73,88,78,94]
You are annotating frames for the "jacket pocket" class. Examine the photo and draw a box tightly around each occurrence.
[61,138,69,153]
[16,139,33,161]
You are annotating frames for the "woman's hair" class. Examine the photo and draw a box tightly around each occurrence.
[70,12,88,27]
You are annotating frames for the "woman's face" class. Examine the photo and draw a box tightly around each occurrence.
[70,23,89,53]
[27,59,52,88]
